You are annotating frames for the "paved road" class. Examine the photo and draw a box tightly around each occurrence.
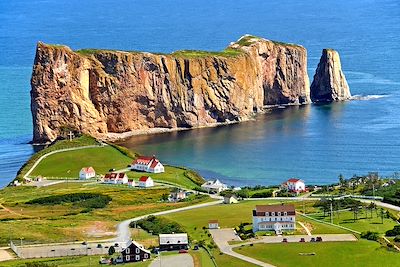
[209,229,275,267]
[0,249,14,262]
[15,241,119,259]
[149,254,193,267]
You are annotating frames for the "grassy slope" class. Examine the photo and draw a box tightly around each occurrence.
[15,135,100,182]
[30,146,132,178]
[234,240,400,267]
[0,182,211,246]
[309,210,398,234]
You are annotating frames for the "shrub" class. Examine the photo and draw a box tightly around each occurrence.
[361,231,379,241]
[131,215,184,235]
[251,190,273,198]
[26,193,111,209]
[385,225,400,237]
[393,236,400,242]
[25,263,56,267]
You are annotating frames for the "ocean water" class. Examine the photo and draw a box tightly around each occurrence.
[1,0,399,187]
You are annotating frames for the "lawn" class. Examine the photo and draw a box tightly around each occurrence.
[0,182,211,246]
[309,209,398,234]
[160,200,346,267]
[15,135,100,182]
[30,146,132,179]
[0,255,150,267]
[233,240,400,267]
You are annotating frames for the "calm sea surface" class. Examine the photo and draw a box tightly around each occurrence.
[1,0,399,187]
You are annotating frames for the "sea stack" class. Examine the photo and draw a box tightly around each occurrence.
[30,35,310,143]
[310,49,351,103]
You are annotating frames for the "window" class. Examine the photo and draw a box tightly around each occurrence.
[136,248,140,254]
[126,248,130,254]
[284,212,287,216]
[278,212,281,216]
[144,254,148,259]
[136,255,140,261]
[126,255,130,261]
[272,212,275,216]
[266,212,269,216]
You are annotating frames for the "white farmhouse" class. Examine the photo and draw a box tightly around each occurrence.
[201,179,228,193]
[130,156,164,173]
[138,176,154,188]
[79,167,96,180]
[103,173,128,184]
[281,178,306,193]
[252,204,296,234]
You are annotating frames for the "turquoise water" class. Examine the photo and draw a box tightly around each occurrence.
[1,0,399,187]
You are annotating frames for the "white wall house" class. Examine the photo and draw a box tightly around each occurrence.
[128,179,136,187]
[201,179,228,193]
[208,220,219,229]
[138,176,154,188]
[79,167,96,180]
[103,173,128,184]
[130,156,165,173]
[252,204,296,234]
[281,178,306,193]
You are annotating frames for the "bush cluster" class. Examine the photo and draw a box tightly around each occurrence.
[26,193,112,209]
[386,225,400,237]
[361,231,379,241]
[131,215,184,235]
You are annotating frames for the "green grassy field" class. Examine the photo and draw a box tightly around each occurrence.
[234,240,400,267]
[0,255,150,267]
[160,200,347,267]
[309,209,398,234]
[15,135,100,182]
[30,146,132,178]
[0,182,211,246]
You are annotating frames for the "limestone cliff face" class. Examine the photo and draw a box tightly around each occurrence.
[31,35,310,143]
[310,49,351,103]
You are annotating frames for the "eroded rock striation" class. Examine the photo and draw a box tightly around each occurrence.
[310,49,351,103]
[31,35,311,143]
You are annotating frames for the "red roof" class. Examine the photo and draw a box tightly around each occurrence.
[104,172,126,180]
[139,176,150,182]
[81,167,95,173]
[150,159,159,168]
[132,156,156,165]
[287,178,302,183]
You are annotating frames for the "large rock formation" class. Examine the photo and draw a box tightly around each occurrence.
[310,49,351,103]
[31,35,311,143]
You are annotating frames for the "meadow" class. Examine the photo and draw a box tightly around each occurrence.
[234,240,400,267]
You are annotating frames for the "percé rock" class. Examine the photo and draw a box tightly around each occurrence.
[310,49,351,103]
[31,35,310,143]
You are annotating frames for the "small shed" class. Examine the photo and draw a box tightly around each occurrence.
[223,195,238,204]
[208,220,219,229]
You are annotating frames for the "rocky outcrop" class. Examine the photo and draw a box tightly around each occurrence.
[310,49,351,103]
[31,35,311,143]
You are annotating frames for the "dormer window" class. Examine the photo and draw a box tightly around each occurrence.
[284,212,287,216]
[266,212,269,216]
[272,212,275,216]
[278,212,281,216]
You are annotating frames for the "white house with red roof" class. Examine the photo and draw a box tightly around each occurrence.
[138,176,154,188]
[103,173,128,184]
[281,178,306,193]
[79,167,96,180]
[130,156,165,173]
[252,204,296,234]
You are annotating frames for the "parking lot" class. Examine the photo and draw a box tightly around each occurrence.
[14,241,123,259]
